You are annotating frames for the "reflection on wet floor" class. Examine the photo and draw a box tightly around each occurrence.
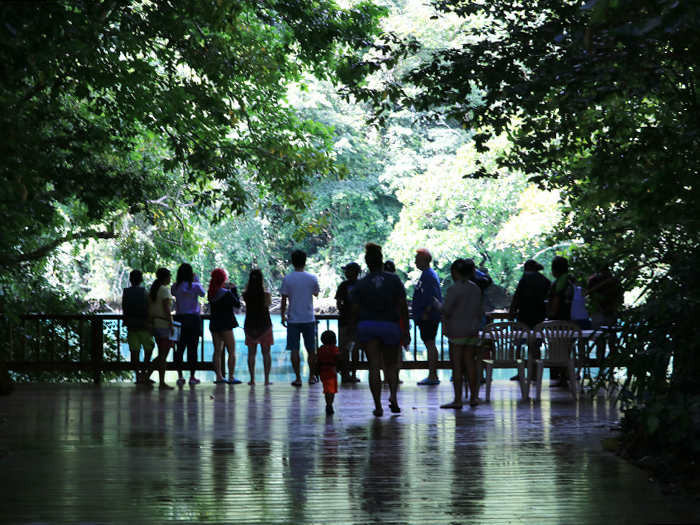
[1,381,699,524]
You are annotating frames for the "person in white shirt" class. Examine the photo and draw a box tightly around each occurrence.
[280,250,320,387]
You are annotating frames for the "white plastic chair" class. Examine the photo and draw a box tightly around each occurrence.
[532,321,582,399]
[482,322,531,401]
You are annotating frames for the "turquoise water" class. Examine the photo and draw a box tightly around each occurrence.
[123,314,518,384]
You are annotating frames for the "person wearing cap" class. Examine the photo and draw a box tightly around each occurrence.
[508,259,551,381]
[335,261,362,383]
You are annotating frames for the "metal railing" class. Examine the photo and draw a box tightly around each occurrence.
[3,313,458,383]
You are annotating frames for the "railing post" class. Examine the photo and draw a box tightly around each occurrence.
[91,317,104,384]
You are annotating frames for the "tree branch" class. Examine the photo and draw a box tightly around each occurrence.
[3,229,117,264]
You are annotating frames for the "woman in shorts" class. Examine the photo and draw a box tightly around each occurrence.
[436,258,483,408]
[208,268,242,384]
[351,243,410,416]
[242,269,274,385]
[148,267,175,390]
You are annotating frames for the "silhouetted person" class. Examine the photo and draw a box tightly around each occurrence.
[509,259,551,381]
[350,243,410,416]
[335,262,361,383]
[122,269,154,385]
[171,263,205,385]
[243,269,274,385]
[208,268,242,384]
[437,258,483,408]
[148,267,175,390]
[587,265,623,368]
[280,250,319,386]
[317,330,340,415]
[413,248,442,385]
[509,259,551,328]
[548,256,575,387]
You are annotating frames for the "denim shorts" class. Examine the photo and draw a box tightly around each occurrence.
[286,322,316,353]
[357,320,401,346]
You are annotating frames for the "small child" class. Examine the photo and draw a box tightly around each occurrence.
[317,330,340,415]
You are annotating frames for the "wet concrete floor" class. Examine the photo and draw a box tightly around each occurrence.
[1,381,699,524]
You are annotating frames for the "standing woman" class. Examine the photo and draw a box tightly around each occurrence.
[149,267,175,390]
[171,263,206,386]
[350,243,411,417]
[208,268,242,384]
[243,269,274,385]
[437,258,483,408]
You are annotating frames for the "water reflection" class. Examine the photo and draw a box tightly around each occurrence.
[361,419,407,520]
[282,389,314,523]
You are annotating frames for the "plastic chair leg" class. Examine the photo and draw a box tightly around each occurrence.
[518,362,528,399]
[485,363,493,402]
[568,361,578,398]
[535,362,544,399]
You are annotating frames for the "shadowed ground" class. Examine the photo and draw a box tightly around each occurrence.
[1,380,699,524]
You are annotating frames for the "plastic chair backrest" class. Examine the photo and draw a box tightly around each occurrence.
[483,322,531,362]
[534,321,582,362]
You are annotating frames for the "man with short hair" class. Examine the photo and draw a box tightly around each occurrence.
[122,270,155,385]
[335,262,362,383]
[280,250,320,386]
[413,248,442,385]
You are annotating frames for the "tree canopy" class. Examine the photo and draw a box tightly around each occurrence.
[0,0,386,267]
[349,0,700,472]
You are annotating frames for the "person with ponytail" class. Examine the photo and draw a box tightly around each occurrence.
[243,269,274,385]
[148,267,175,390]
[208,268,242,384]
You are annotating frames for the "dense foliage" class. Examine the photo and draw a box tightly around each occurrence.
[0,0,385,310]
[3,1,560,310]
[350,0,700,478]
[1,0,564,388]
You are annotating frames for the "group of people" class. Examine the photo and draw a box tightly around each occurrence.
[122,264,274,390]
[509,256,622,388]
[122,245,621,416]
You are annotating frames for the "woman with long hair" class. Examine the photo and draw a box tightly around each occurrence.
[350,243,411,416]
[437,258,483,408]
[171,263,206,385]
[148,267,175,390]
[208,268,242,384]
[243,269,274,385]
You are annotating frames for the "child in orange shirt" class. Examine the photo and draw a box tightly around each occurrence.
[317,330,340,415]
